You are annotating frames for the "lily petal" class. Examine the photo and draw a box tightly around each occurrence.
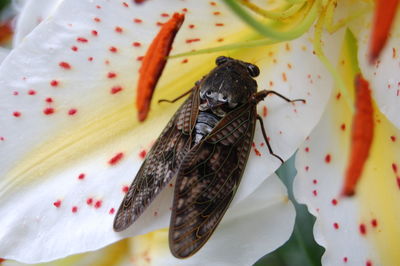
[12,0,64,45]
[294,46,400,265]
[0,0,340,263]
[358,13,400,130]
[129,174,295,266]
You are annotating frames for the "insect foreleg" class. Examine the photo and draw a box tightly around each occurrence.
[256,115,284,164]
[158,88,193,104]
[255,90,306,104]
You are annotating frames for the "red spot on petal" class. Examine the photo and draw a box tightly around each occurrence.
[333,222,339,229]
[53,200,62,208]
[28,90,36,95]
[86,198,93,205]
[341,123,346,131]
[111,86,123,94]
[210,1,216,6]
[161,13,169,17]
[139,149,147,159]
[366,260,372,266]
[107,72,117,78]
[312,179,317,184]
[94,200,102,208]
[0,258,5,263]
[109,46,118,53]
[325,154,331,163]
[343,257,348,263]
[122,186,129,193]
[77,37,88,43]
[68,108,77,115]
[336,92,341,100]
[43,108,55,115]
[188,24,195,29]
[331,198,338,206]
[133,18,142,23]
[359,223,367,235]
[71,46,78,51]
[396,177,400,189]
[91,30,98,36]
[254,148,261,156]
[136,56,144,61]
[181,58,188,64]
[391,135,396,142]
[215,23,224,27]
[50,80,59,87]
[182,8,188,12]
[94,17,101,22]
[213,11,221,15]
[115,26,123,33]
[59,62,71,69]
[78,173,85,180]
[186,38,200,43]
[72,206,78,213]
[88,57,93,62]
[45,97,53,103]
[122,2,129,7]
[392,163,398,173]
[263,106,268,117]
[132,42,141,47]
[312,190,318,196]
[108,152,124,165]
[305,166,309,171]
[109,208,115,214]
[305,147,310,152]
[371,219,378,227]
[13,111,21,117]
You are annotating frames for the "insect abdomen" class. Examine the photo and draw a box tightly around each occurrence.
[194,111,220,144]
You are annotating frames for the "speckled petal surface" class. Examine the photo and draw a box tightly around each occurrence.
[0,0,340,263]
[294,58,400,266]
[129,174,295,266]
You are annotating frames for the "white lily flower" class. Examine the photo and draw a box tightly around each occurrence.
[0,0,342,264]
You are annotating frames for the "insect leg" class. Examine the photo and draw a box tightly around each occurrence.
[158,88,193,104]
[256,115,284,164]
[255,90,306,104]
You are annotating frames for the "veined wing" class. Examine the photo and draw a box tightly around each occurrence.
[113,87,199,232]
[169,103,257,258]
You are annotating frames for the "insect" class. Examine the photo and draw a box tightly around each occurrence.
[114,56,304,258]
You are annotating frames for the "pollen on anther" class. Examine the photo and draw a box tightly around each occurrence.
[108,152,124,165]
[78,173,85,180]
[59,61,71,69]
[72,206,78,213]
[53,200,62,208]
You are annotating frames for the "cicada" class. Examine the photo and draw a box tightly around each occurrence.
[114,56,303,258]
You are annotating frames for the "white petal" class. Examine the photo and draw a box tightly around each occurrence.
[358,13,400,129]
[0,0,341,263]
[294,88,400,266]
[12,0,64,46]
[130,174,295,266]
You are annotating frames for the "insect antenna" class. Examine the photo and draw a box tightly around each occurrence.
[158,88,193,104]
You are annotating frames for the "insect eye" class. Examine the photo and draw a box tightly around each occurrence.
[216,56,229,66]
[222,95,228,101]
[247,64,260,77]
[206,91,212,97]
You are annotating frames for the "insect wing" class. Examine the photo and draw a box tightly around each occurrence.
[169,103,257,258]
[113,87,200,231]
